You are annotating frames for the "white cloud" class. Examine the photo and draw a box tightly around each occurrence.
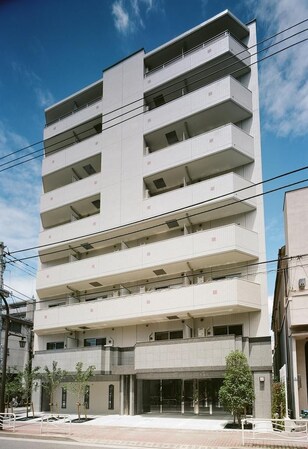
[111,0,161,34]
[11,61,54,108]
[246,0,308,137]
[112,0,131,34]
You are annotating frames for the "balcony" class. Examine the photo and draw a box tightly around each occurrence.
[143,124,254,181]
[40,173,101,214]
[44,98,103,140]
[143,76,252,135]
[135,335,243,371]
[34,346,106,373]
[143,172,256,221]
[289,295,308,328]
[144,32,250,92]
[39,214,102,248]
[42,134,102,177]
[36,224,258,297]
[34,278,261,333]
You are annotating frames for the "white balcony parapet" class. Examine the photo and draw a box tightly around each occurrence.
[36,225,258,297]
[144,76,252,135]
[144,32,250,91]
[44,98,103,139]
[143,172,256,220]
[42,134,102,176]
[135,335,243,371]
[40,173,101,213]
[34,347,106,372]
[39,214,101,248]
[34,278,261,333]
[143,124,253,177]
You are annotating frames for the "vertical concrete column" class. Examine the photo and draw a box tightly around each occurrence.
[292,337,300,418]
[129,375,135,416]
[120,376,125,415]
[193,379,199,415]
[104,347,111,374]
[32,379,42,412]
[159,379,163,414]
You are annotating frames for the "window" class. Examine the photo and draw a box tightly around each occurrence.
[84,338,106,347]
[153,94,165,108]
[108,384,114,410]
[84,385,90,409]
[61,387,67,409]
[155,330,183,341]
[46,341,65,350]
[213,325,243,336]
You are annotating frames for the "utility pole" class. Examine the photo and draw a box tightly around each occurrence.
[0,242,4,368]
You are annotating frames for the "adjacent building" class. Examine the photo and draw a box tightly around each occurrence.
[272,187,308,418]
[33,10,272,417]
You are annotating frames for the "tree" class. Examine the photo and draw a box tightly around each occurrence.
[272,381,286,419]
[5,367,23,412]
[67,362,95,421]
[219,350,255,426]
[21,361,40,418]
[40,361,67,414]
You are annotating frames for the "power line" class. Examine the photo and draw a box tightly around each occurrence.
[0,18,306,163]
[0,24,307,171]
[8,164,308,259]
[9,254,308,314]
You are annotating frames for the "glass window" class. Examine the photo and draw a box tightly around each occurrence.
[84,338,106,347]
[213,326,228,336]
[155,330,183,341]
[108,384,114,410]
[229,325,243,336]
[46,341,64,350]
[61,387,67,409]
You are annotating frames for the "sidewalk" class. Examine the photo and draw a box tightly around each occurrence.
[0,414,307,448]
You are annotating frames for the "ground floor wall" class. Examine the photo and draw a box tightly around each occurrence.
[32,370,271,418]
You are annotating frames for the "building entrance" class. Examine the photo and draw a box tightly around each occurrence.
[141,378,225,415]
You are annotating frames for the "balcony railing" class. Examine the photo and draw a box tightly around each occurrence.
[144,31,248,77]
[45,97,102,127]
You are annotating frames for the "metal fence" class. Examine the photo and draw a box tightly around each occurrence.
[0,413,16,431]
[40,414,71,435]
[242,418,308,446]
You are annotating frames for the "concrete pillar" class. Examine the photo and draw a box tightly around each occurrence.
[120,376,125,415]
[129,375,135,416]
[193,379,199,415]
[159,379,163,414]
[181,379,185,414]
[292,337,300,418]
[104,347,111,374]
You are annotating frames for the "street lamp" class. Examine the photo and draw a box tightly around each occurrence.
[0,287,10,428]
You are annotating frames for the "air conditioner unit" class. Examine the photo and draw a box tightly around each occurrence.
[139,286,146,293]
[197,276,204,284]
[299,278,306,290]
[145,146,150,155]
[197,328,205,337]
[145,189,150,199]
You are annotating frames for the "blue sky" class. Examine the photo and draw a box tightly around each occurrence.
[0,0,307,317]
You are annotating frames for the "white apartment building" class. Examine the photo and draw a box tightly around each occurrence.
[33,10,272,417]
[272,187,308,418]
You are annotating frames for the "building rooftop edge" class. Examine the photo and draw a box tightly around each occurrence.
[144,9,249,59]
[103,48,144,73]
[283,185,308,211]
[45,77,103,113]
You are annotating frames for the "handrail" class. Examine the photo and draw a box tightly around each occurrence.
[144,30,248,78]
[242,418,308,446]
[0,412,16,431]
[40,413,71,434]
[45,97,102,128]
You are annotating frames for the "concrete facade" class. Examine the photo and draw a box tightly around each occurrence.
[272,187,308,418]
[33,10,271,418]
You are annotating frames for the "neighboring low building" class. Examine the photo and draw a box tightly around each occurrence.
[272,187,308,418]
[33,10,272,417]
[0,300,34,373]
